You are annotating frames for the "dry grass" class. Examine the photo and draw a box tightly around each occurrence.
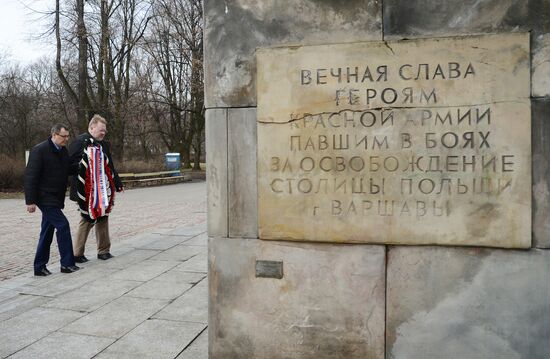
[117,157,206,174]
[0,155,25,192]
[0,192,23,199]
[117,157,165,174]
[0,156,204,193]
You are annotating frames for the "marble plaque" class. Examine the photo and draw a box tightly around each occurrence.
[257,33,531,248]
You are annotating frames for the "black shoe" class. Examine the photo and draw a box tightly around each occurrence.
[60,265,80,273]
[34,267,51,276]
[74,255,89,263]
[97,253,114,260]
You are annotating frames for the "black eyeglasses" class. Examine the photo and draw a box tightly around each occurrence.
[55,133,70,139]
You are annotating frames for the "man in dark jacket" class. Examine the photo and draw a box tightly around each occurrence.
[25,124,80,275]
[68,114,123,262]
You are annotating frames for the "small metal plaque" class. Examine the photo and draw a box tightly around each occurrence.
[255,260,283,279]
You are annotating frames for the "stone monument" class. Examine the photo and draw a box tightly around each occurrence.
[205,1,550,358]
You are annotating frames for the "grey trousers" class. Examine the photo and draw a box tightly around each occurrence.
[73,216,111,256]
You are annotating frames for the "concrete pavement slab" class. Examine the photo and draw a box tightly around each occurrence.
[0,182,206,282]
[0,293,52,322]
[176,329,208,359]
[181,233,207,246]
[95,319,206,359]
[12,272,67,288]
[151,245,206,262]
[153,279,208,324]
[0,307,85,358]
[9,269,89,290]
[0,273,43,289]
[136,235,192,251]
[123,267,206,300]
[126,278,194,300]
[97,243,135,258]
[154,269,206,285]
[61,296,169,339]
[0,183,208,357]
[98,249,162,270]
[17,267,119,297]
[148,227,178,235]
[42,279,143,312]
[0,287,18,301]
[8,332,115,359]
[110,259,180,282]
[121,232,194,250]
[167,224,207,237]
[173,254,207,273]
[118,233,169,249]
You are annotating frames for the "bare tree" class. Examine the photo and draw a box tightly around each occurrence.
[54,0,151,159]
[0,60,61,158]
[0,0,205,175]
[139,0,204,169]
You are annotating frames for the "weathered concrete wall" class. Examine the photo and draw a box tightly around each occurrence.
[383,0,550,97]
[209,237,385,359]
[205,0,550,358]
[204,0,382,108]
[386,247,550,358]
[227,108,258,238]
[533,99,550,248]
[206,109,227,237]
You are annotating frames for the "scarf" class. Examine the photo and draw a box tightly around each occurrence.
[77,140,115,222]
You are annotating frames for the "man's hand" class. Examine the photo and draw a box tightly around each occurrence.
[27,204,36,213]
[117,186,124,193]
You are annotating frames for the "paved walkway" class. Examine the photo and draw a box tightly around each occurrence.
[0,182,208,358]
[0,181,206,280]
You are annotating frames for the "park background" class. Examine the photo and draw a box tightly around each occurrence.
[0,0,204,192]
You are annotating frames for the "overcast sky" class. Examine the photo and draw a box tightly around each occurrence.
[0,0,54,65]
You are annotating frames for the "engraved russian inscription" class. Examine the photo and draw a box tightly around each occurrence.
[257,33,531,248]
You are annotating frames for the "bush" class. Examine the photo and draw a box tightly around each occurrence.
[117,156,165,174]
[0,155,25,191]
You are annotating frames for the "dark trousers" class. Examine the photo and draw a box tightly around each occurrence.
[34,206,75,270]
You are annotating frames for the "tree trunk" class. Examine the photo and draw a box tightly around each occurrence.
[180,144,192,170]
[193,144,201,170]
[77,0,90,129]
[111,101,125,162]
[55,0,78,118]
